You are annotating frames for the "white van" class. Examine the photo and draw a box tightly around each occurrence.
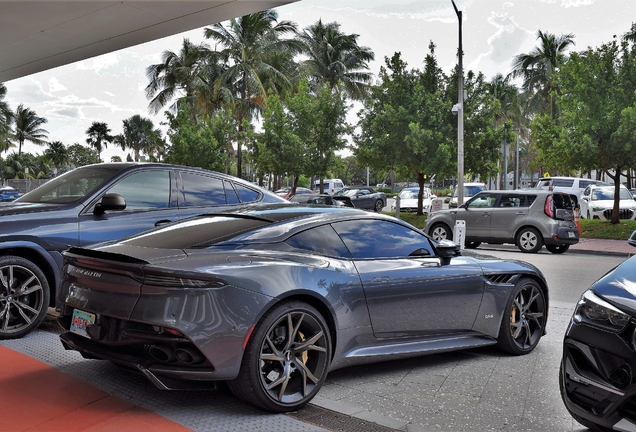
[314,179,344,195]
[534,177,608,207]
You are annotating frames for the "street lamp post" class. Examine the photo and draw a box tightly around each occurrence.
[451,0,464,205]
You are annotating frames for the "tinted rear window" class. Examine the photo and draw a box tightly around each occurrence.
[552,193,573,209]
[553,179,575,187]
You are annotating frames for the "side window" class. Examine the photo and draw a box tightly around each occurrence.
[180,172,226,206]
[332,220,434,259]
[234,183,259,203]
[286,225,352,258]
[553,179,574,187]
[498,194,522,208]
[467,193,496,209]
[108,171,170,210]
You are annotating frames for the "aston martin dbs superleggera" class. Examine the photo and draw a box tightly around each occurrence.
[58,205,549,412]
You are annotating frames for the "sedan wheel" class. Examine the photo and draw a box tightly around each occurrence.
[497,278,546,355]
[545,244,570,254]
[374,200,384,212]
[0,256,50,339]
[228,301,331,412]
[430,224,452,242]
[516,227,543,253]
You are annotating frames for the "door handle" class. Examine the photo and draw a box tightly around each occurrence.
[155,220,172,226]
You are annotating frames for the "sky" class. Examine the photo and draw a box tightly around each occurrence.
[4,0,636,162]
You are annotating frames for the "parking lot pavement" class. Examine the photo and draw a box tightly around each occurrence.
[0,302,587,432]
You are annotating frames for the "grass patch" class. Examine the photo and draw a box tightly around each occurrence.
[383,211,636,241]
[579,219,636,240]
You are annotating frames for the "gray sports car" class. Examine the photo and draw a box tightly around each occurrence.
[58,206,549,413]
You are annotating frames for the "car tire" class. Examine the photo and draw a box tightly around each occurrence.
[516,227,543,253]
[465,241,481,249]
[374,200,384,212]
[430,223,452,242]
[559,365,610,431]
[0,256,50,340]
[545,244,570,254]
[497,277,546,355]
[227,300,331,413]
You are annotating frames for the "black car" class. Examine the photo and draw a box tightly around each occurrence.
[334,187,386,212]
[289,193,354,207]
[58,205,549,413]
[560,230,636,431]
[0,162,288,339]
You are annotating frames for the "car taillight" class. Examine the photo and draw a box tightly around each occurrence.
[544,195,555,218]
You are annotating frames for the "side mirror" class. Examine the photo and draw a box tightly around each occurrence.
[629,230,636,248]
[435,239,461,264]
[94,193,126,215]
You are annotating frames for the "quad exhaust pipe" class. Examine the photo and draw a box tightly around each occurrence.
[149,345,204,365]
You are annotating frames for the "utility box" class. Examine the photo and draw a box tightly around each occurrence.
[454,220,466,249]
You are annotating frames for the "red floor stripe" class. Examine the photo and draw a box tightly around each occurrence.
[0,346,191,432]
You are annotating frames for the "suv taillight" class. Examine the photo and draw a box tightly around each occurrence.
[544,195,555,218]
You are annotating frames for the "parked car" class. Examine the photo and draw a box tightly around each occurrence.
[391,187,435,213]
[334,187,386,212]
[424,189,579,253]
[0,162,289,339]
[313,178,344,195]
[448,182,487,208]
[283,187,314,200]
[57,205,549,413]
[579,184,636,220]
[274,187,291,196]
[0,186,21,201]
[289,193,354,207]
[534,176,608,207]
[560,230,636,431]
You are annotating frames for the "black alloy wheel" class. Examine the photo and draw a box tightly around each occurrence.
[545,244,570,254]
[228,301,331,412]
[0,256,50,339]
[516,227,543,253]
[430,223,452,242]
[374,199,384,212]
[497,278,546,355]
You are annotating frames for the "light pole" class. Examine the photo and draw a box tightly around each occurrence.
[451,0,464,205]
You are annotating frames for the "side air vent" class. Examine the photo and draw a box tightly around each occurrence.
[484,274,518,285]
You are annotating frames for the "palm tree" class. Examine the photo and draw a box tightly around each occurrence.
[85,121,114,159]
[203,9,301,177]
[44,141,69,168]
[0,83,15,152]
[114,114,162,162]
[297,19,375,100]
[509,30,575,118]
[145,38,209,115]
[12,104,48,154]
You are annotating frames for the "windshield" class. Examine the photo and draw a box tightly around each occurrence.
[591,188,633,201]
[453,185,485,197]
[335,189,359,197]
[399,189,418,199]
[16,166,123,204]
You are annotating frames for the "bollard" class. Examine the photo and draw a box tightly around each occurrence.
[454,220,466,249]
[395,195,400,219]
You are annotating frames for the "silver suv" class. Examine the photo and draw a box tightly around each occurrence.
[424,189,579,254]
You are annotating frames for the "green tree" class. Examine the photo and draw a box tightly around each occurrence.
[12,104,48,154]
[509,30,576,118]
[67,143,101,167]
[164,105,229,172]
[44,141,69,168]
[85,121,114,160]
[555,38,636,223]
[254,91,303,192]
[114,114,164,162]
[297,19,375,101]
[0,83,13,151]
[356,48,453,214]
[145,38,209,114]
[203,9,300,178]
